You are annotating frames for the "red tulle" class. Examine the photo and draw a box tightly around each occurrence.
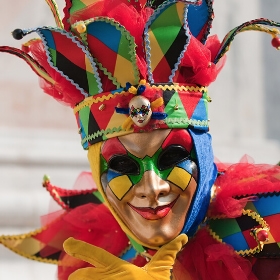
[178,35,226,86]
[37,172,131,280]
[37,203,130,279]
[249,258,280,280]
[70,171,97,191]
[176,228,258,280]
[209,163,280,218]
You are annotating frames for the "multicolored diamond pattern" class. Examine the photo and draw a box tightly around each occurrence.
[208,192,280,257]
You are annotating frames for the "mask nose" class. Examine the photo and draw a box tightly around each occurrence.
[133,171,171,202]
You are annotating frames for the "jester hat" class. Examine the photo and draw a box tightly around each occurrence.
[4,0,280,148]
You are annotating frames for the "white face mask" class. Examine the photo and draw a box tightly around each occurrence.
[129,96,152,127]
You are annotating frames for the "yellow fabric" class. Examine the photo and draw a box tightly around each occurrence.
[63,234,188,280]
[122,116,134,131]
[151,97,164,110]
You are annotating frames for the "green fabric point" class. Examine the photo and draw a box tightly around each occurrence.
[93,190,105,203]
[49,48,57,66]
[127,235,145,253]
[117,34,132,61]
[209,218,240,238]
[100,155,108,175]
[151,4,182,54]
[203,91,209,115]
[114,20,139,85]
[165,91,188,119]
[79,106,90,136]
[70,0,86,14]
[87,71,100,96]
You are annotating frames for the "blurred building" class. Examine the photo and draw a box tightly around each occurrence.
[0,0,279,279]
[210,0,280,164]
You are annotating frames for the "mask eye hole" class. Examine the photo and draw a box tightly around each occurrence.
[158,145,190,171]
[108,155,139,175]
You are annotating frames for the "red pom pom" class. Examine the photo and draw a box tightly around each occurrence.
[271,37,280,50]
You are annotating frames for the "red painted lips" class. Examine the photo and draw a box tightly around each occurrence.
[128,196,179,220]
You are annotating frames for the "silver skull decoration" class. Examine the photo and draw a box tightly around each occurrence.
[128,96,152,127]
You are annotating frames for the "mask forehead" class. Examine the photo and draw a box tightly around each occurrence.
[162,129,193,151]
[119,129,171,158]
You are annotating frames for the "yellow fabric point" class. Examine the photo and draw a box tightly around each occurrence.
[128,86,137,95]
[0,227,58,264]
[122,117,134,131]
[242,24,280,37]
[63,234,188,280]
[150,84,207,92]
[139,79,146,86]
[151,97,164,110]
[22,38,41,49]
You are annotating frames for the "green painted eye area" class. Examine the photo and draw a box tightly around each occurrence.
[101,143,196,188]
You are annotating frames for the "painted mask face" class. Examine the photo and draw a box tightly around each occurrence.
[128,96,152,127]
[100,129,198,247]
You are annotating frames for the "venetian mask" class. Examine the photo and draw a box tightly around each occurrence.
[99,129,198,247]
[128,96,152,127]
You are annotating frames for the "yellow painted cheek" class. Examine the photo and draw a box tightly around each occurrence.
[108,175,133,200]
[167,167,192,191]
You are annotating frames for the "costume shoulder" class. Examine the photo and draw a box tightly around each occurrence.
[174,163,280,280]
[207,162,280,257]
[206,163,280,280]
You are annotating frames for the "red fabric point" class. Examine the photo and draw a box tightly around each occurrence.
[29,40,84,106]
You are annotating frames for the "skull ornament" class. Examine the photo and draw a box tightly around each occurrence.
[129,96,152,127]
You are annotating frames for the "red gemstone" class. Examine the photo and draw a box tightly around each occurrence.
[257,229,269,242]
[271,37,280,49]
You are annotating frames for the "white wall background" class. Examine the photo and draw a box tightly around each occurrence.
[0,0,279,279]
[210,0,280,164]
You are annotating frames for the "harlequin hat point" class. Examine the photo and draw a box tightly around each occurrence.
[1,0,280,149]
